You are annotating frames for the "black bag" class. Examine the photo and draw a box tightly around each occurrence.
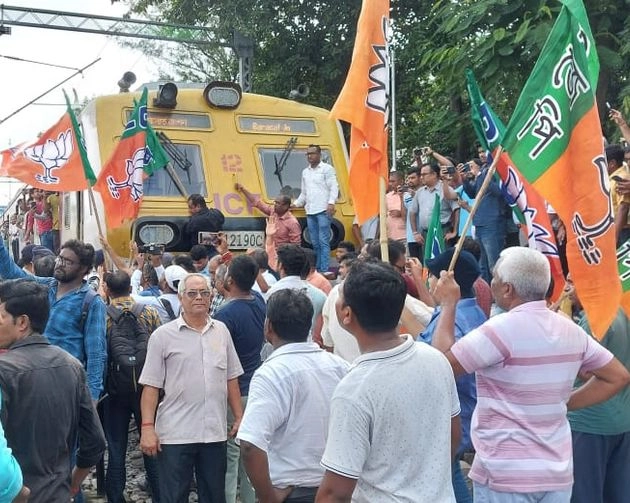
[106,304,149,396]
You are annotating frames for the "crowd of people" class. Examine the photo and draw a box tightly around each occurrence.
[1,132,630,503]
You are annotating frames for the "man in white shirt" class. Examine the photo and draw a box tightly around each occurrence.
[265,245,326,344]
[239,288,349,503]
[293,145,339,273]
[316,261,460,503]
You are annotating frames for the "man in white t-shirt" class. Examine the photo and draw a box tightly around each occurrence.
[316,261,460,503]
[239,288,349,503]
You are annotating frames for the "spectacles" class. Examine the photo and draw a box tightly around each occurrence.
[184,290,212,299]
[55,256,77,267]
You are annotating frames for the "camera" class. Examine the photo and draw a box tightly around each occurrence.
[462,162,471,173]
[138,243,165,255]
[397,184,410,192]
[446,166,456,175]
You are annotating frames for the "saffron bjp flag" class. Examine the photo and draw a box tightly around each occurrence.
[500,0,618,339]
[0,92,96,190]
[330,0,390,224]
[94,87,169,229]
[466,70,564,301]
[424,194,446,264]
[617,242,630,316]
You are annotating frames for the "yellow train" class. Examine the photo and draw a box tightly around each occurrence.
[61,82,355,256]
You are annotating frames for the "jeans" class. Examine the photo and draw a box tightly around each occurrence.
[39,230,54,252]
[475,220,506,283]
[103,394,160,502]
[473,482,571,502]
[571,430,630,503]
[225,396,254,503]
[306,211,331,272]
[452,460,472,503]
[158,442,227,503]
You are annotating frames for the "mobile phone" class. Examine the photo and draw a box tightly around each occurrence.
[611,175,625,182]
[199,231,220,246]
[446,166,456,175]
[606,102,612,111]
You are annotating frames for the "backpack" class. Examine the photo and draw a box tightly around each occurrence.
[106,304,149,396]
[79,287,99,333]
[158,297,177,321]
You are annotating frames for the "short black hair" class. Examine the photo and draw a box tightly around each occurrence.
[276,194,291,206]
[303,248,317,269]
[187,193,207,208]
[173,254,196,273]
[277,245,308,278]
[308,144,322,153]
[61,240,95,272]
[0,279,49,334]
[407,167,421,177]
[33,255,56,277]
[342,261,406,333]
[267,289,314,342]
[250,248,270,270]
[606,144,624,166]
[340,252,359,266]
[366,239,406,266]
[190,244,209,261]
[430,163,441,176]
[337,241,356,253]
[227,255,258,291]
[462,237,481,261]
[105,270,132,297]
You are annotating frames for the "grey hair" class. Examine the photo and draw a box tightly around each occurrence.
[215,264,228,283]
[493,247,550,302]
[178,273,212,295]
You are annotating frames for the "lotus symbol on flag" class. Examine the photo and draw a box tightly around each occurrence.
[25,129,74,184]
[106,147,151,202]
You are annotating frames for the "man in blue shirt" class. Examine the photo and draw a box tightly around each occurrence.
[0,238,106,401]
[215,255,266,503]
[418,248,487,503]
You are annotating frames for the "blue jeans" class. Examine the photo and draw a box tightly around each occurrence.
[306,211,331,272]
[39,230,54,252]
[475,220,506,283]
[571,430,630,503]
[452,460,472,503]
[158,442,226,503]
[103,394,160,502]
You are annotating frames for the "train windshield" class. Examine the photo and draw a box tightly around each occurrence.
[143,140,207,197]
[258,147,333,200]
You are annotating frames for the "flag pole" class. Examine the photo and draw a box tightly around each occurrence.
[379,175,389,263]
[448,146,503,272]
[87,186,105,238]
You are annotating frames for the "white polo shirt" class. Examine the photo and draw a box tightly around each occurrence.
[293,162,339,215]
[321,284,360,363]
[237,342,349,487]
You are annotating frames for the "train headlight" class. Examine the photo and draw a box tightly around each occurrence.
[203,81,242,109]
[138,223,176,247]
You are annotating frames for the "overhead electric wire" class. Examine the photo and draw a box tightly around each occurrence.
[0,57,101,125]
[0,54,81,71]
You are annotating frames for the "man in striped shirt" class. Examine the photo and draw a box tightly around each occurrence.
[430,246,630,502]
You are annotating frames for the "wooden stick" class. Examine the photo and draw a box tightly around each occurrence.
[87,186,105,238]
[379,176,389,263]
[448,146,503,272]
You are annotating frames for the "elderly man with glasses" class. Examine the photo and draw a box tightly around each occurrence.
[139,272,244,503]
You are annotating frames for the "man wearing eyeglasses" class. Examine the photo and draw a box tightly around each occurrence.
[0,238,107,403]
[139,272,244,502]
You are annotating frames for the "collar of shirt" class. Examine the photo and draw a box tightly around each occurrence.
[8,333,49,350]
[266,342,322,362]
[176,315,214,333]
[353,334,415,367]
[508,299,548,314]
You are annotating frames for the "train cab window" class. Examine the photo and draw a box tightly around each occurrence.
[143,143,207,197]
[258,147,338,200]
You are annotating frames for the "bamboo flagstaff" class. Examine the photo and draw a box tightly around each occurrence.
[448,146,504,272]
[87,186,105,238]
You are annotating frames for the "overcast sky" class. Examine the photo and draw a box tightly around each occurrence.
[0,0,160,205]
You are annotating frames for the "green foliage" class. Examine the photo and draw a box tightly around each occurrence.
[122,0,630,161]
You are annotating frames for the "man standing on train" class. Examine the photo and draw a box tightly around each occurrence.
[292,145,339,273]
